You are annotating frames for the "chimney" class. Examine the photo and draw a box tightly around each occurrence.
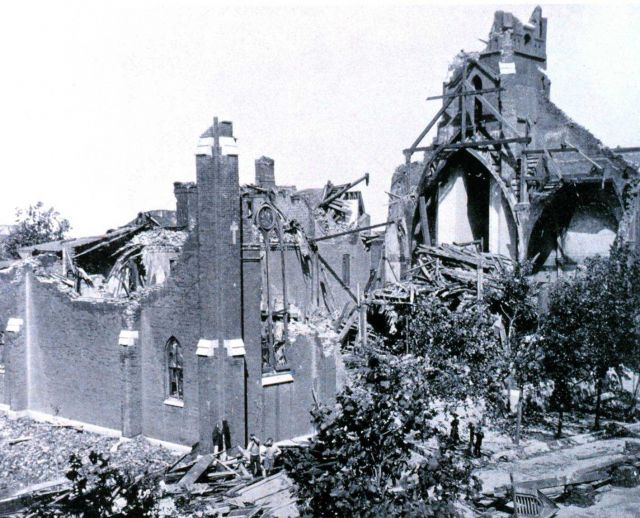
[255,156,275,188]
[173,182,198,230]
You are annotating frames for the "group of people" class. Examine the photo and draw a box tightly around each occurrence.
[449,413,484,458]
[247,434,281,478]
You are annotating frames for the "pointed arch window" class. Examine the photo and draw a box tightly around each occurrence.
[166,337,184,400]
[472,75,483,124]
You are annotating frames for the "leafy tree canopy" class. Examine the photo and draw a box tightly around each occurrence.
[283,354,479,517]
[2,202,71,259]
[540,244,640,430]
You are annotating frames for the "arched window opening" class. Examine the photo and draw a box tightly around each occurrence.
[472,75,483,123]
[166,337,184,399]
[524,33,531,46]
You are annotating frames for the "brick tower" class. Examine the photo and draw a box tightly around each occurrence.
[195,118,246,451]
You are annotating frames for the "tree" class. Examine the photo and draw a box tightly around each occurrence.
[2,202,71,259]
[539,279,590,437]
[282,354,479,517]
[541,244,640,432]
[403,295,509,414]
[486,262,544,442]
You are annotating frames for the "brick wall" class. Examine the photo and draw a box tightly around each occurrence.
[27,274,124,430]
[195,122,244,451]
[0,266,21,366]
[139,244,201,446]
[256,330,337,442]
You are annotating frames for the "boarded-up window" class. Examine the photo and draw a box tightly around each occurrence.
[342,254,351,286]
[166,337,184,399]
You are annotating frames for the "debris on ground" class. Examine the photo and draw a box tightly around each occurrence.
[161,446,299,517]
[474,422,640,516]
[0,413,178,516]
[0,414,177,495]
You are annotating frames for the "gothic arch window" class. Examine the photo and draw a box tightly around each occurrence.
[472,75,483,123]
[524,33,531,46]
[166,337,184,399]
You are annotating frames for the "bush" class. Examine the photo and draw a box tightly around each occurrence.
[282,354,480,517]
[33,451,159,517]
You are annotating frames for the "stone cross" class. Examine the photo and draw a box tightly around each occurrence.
[230,221,239,245]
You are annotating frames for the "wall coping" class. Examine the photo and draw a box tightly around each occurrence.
[261,372,294,387]
[5,318,24,333]
[196,339,218,357]
[225,338,245,357]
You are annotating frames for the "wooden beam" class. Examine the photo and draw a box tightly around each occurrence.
[613,146,640,153]
[426,87,504,100]
[404,145,435,154]
[544,149,563,181]
[564,139,604,172]
[311,220,397,242]
[523,147,578,154]
[406,86,460,155]
[316,253,358,303]
[464,80,521,137]
[418,196,431,246]
[441,137,530,150]
[461,63,467,139]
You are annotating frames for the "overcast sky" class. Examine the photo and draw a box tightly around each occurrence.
[1,1,639,237]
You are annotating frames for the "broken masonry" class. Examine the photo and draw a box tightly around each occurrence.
[386,6,640,285]
[0,118,379,451]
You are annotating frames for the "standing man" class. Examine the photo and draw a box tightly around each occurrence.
[450,413,460,445]
[262,438,281,476]
[248,434,262,477]
[467,423,475,456]
[474,422,484,458]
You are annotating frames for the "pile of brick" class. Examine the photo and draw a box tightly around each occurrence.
[0,414,177,512]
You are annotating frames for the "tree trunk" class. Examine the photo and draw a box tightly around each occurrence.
[556,409,563,439]
[626,373,640,417]
[515,387,523,446]
[594,376,603,431]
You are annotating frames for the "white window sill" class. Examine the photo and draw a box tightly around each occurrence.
[262,372,294,387]
[163,397,184,408]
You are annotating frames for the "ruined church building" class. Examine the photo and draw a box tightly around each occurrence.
[1,7,638,450]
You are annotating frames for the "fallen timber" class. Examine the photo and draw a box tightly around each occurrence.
[8,444,301,517]
[477,438,640,516]
[370,243,513,305]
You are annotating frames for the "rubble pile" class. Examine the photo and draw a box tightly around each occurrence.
[0,413,301,517]
[0,414,177,496]
[412,243,512,297]
[160,449,298,517]
[372,243,512,305]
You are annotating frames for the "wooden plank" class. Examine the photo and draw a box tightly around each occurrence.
[337,311,359,343]
[166,443,198,473]
[317,253,358,303]
[311,221,396,242]
[442,137,530,150]
[178,454,215,488]
[464,79,521,136]
[426,86,504,100]
[418,196,431,246]
[407,89,459,155]
[461,62,467,138]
